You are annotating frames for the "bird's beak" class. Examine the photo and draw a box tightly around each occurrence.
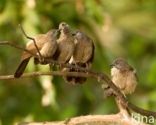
[72,31,77,36]
[72,33,76,36]
[110,64,114,67]
[54,29,61,37]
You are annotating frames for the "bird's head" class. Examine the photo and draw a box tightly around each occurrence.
[110,58,130,71]
[59,22,70,34]
[73,31,83,39]
[47,29,60,39]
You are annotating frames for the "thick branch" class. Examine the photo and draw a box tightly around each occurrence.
[18,114,146,125]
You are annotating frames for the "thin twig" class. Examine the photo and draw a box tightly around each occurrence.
[0,41,37,57]
[128,102,156,117]
[0,40,88,71]
[0,71,89,80]
[19,24,43,60]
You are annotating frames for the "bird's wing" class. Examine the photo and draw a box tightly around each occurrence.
[57,40,74,63]
[72,40,84,63]
[40,40,57,57]
[21,34,46,61]
[82,40,94,63]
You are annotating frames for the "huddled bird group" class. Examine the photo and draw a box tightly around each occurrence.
[14,22,95,84]
[14,22,137,97]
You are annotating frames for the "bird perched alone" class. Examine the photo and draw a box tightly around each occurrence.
[108,58,138,114]
[53,22,75,65]
[110,58,137,95]
[64,31,94,84]
[14,29,59,78]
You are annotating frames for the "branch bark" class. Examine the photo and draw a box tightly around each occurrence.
[18,114,147,125]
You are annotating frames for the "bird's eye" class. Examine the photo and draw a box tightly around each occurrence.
[114,61,119,65]
[61,23,65,26]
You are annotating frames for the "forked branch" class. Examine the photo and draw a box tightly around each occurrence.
[19,24,43,60]
[0,40,155,121]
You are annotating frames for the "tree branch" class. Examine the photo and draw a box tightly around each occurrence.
[0,41,37,57]
[19,24,43,59]
[0,40,155,120]
[18,114,147,125]
[0,71,89,80]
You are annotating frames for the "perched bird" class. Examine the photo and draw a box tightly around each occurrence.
[53,22,75,65]
[110,58,137,95]
[14,29,59,78]
[107,58,138,114]
[64,31,94,84]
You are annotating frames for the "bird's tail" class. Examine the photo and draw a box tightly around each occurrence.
[14,58,30,78]
[63,63,87,84]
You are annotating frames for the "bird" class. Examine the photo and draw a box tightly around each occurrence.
[53,22,75,65]
[14,29,59,78]
[63,31,95,84]
[108,58,138,114]
[110,57,137,95]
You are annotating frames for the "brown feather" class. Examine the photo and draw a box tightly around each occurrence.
[64,31,94,84]
[14,29,59,77]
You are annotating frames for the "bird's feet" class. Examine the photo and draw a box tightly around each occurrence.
[39,57,48,65]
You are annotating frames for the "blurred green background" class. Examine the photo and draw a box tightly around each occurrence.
[0,0,156,124]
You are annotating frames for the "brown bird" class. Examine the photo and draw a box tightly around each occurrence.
[110,58,137,95]
[53,22,75,65]
[14,29,59,78]
[109,58,138,113]
[64,31,94,84]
